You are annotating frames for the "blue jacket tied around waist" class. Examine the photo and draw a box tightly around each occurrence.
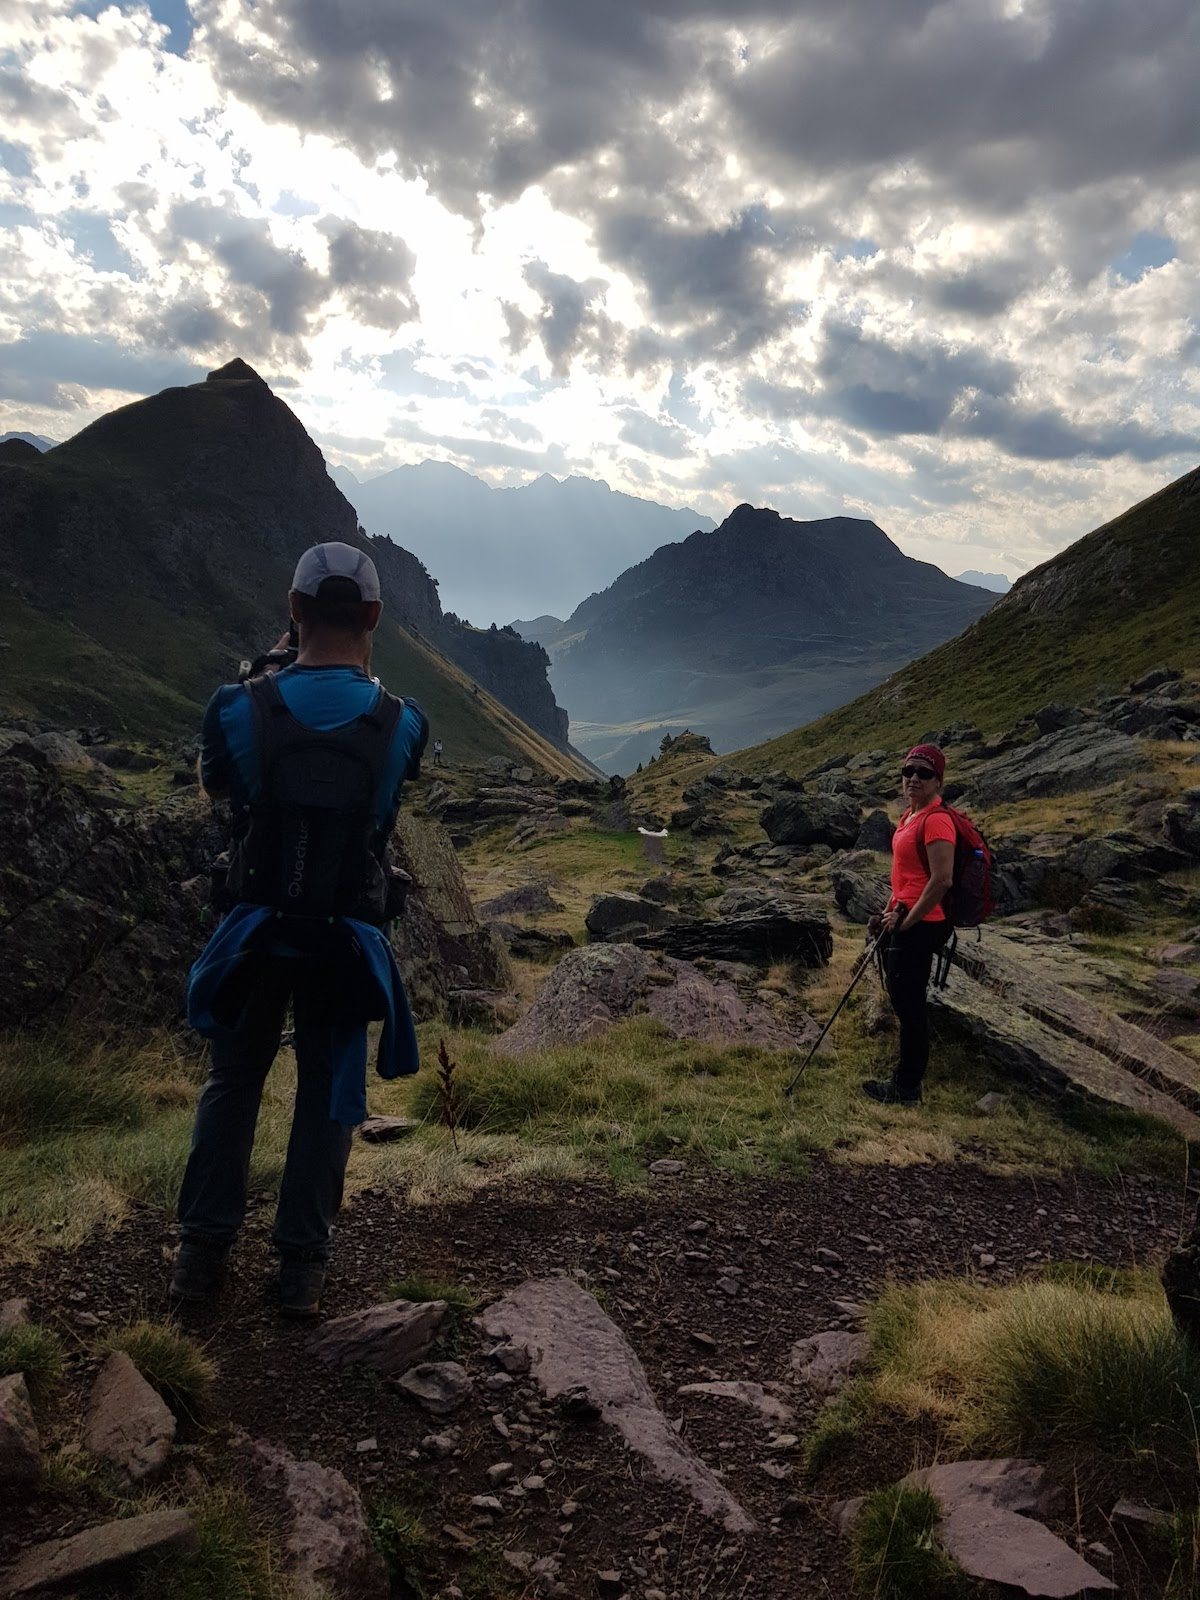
[187,904,419,1127]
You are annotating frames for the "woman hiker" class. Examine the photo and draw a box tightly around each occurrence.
[861,742,955,1107]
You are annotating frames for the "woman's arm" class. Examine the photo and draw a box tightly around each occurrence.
[895,837,955,930]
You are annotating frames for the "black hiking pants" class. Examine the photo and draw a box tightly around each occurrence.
[881,921,952,1096]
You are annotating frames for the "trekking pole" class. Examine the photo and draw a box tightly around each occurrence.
[783,916,897,1097]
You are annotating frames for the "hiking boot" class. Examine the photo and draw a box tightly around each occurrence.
[278,1258,326,1320]
[861,1078,922,1107]
[170,1240,229,1303]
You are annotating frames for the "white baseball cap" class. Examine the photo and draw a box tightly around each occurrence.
[291,542,381,602]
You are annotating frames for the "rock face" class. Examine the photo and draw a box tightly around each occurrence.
[309,1299,448,1378]
[933,931,1200,1138]
[0,1374,41,1484]
[636,893,833,968]
[761,792,861,848]
[479,1277,754,1533]
[1,1509,197,1596]
[969,725,1141,805]
[493,944,819,1057]
[0,744,221,1030]
[387,813,513,1019]
[84,1352,176,1481]
[245,1434,389,1600]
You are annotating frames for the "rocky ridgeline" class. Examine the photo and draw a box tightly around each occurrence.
[425,756,625,845]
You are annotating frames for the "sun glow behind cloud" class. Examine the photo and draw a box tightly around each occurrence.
[0,0,1197,603]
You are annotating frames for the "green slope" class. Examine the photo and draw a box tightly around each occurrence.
[0,362,586,778]
[734,465,1200,774]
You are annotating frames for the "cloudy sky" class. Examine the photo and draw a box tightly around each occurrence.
[1,0,1197,598]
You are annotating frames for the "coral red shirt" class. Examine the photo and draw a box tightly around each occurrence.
[890,800,957,922]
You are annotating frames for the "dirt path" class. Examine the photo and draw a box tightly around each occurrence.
[1,1158,1184,1598]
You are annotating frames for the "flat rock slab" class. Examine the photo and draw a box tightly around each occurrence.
[309,1298,447,1378]
[1,1508,196,1596]
[356,1115,420,1143]
[493,942,816,1058]
[790,1330,867,1395]
[970,725,1141,805]
[479,1276,754,1534]
[0,1373,41,1483]
[245,1434,389,1600]
[394,1361,472,1415]
[677,1380,794,1424]
[837,1461,1115,1597]
[84,1351,176,1481]
[907,1461,1115,1597]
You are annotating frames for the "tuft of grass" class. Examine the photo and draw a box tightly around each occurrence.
[866,1273,1200,1486]
[1159,1506,1200,1600]
[367,1496,437,1596]
[120,1488,300,1600]
[103,1320,217,1420]
[383,1272,480,1318]
[0,1322,64,1409]
[801,1378,879,1479]
[850,1482,968,1600]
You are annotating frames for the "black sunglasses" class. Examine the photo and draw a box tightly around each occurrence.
[901,764,937,780]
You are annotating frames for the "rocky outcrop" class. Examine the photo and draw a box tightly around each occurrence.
[0,743,220,1031]
[308,1299,448,1378]
[932,931,1200,1139]
[493,944,818,1057]
[968,725,1142,805]
[585,892,674,942]
[760,792,861,848]
[479,1276,754,1533]
[387,813,512,1019]
[436,617,569,747]
[635,892,833,968]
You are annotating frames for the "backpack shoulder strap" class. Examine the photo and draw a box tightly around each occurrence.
[243,673,292,800]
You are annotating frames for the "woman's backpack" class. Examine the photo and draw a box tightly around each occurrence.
[915,803,994,928]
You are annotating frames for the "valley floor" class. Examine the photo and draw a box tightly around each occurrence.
[0,1157,1186,1599]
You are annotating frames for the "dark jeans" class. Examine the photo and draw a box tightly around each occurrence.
[882,920,952,1095]
[178,958,355,1262]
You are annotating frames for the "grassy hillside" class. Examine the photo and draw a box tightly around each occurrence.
[736,465,1200,774]
[0,363,586,777]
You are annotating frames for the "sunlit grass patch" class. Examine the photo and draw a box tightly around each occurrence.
[104,1320,217,1421]
[850,1482,969,1600]
[0,1321,64,1409]
[864,1273,1200,1485]
[125,1487,300,1600]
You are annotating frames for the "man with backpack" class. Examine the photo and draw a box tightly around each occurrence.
[861,742,982,1107]
[172,542,428,1317]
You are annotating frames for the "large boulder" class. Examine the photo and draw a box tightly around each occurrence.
[970,724,1142,805]
[477,882,563,918]
[493,943,819,1057]
[0,744,222,1031]
[1165,791,1200,857]
[585,892,673,942]
[636,891,833,968]
[854,809,895,853]
[760,792,860,848]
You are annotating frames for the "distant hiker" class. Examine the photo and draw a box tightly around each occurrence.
[432,737,444,767]
[861,743,955,1107]
[174,542,428,1318]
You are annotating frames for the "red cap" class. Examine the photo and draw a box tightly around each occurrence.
[905,743,945,779]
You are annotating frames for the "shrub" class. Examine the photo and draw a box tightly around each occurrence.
[0,1322,64,1408]
[367,1497,436,1594]
[104,1320,216,1420]
[850,1483,968,1599]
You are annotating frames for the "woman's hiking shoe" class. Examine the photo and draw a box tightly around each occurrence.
[170,1241,229,1302]
[861,1079,922,1107]
[278,1259,326,1320]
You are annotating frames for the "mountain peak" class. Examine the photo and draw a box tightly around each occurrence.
[206,357,266,384]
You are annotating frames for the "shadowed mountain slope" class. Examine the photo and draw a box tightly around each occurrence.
[542,504,995,771]
[0,360,584,775]
[735,464,1200,773]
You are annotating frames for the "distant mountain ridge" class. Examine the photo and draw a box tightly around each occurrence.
[539,504,997,770]
[0,360,583,774]
[954,569,1011,593]
[738,463,1200,773]
[337,459,715,625]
